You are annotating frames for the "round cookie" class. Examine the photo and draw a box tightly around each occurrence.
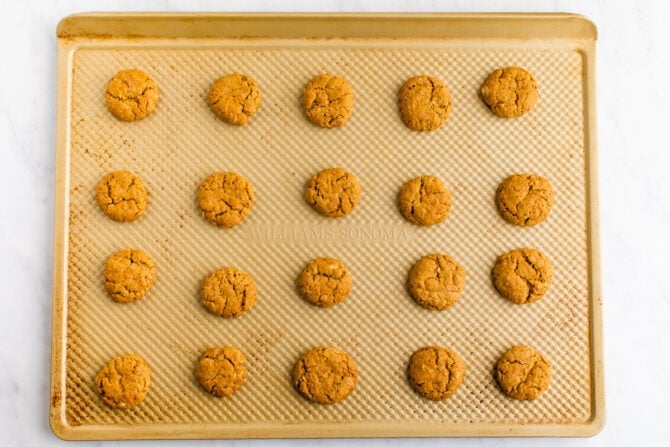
[208,73,262,126]
[399,75,452,131]
[496,174,554,226]
[408,254,466,310]
[196,347,247,397]
[104,248,156,303]
[398,175,452,226]
[304,168,361,217]
[495,345,552,401]
[302,74,354,128]
[292,347,358,404]
[96,171,149,222]
[95,354,150,409]
[492,248,553,304]
[481,67,538,118]
[200,267,257,318]
[407,346,466,401]
[105,69,158,122]
[297,257,352,307]
[197,172,254,228]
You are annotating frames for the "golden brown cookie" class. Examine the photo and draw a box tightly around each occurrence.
[208,73,262,126]
[197,172,254,228]
[492,248,553,304]
[297,257,352,307]
[200,267,257,318]
[407,346,466,401]
[304,168,361,217]
[302,74,354,128]
[96,171,149,222]
[408,254,466,310]
[292,347,358,404]
[481,67,538,118]
[105,69,158,122]
[399,75,452,131]
[398,175,452,226]
[496,174,554,226]
[95,354,150,409]
[495,345,552,401]
[196,347,247,397]
[104,249,156,304]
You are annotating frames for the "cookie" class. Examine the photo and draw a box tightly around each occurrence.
[96,171,149,222]
[208,73,262,126]
[496,174,554,226]
[200,267,257,318]
[302,74,354,128]
[104,249,156,303]
[481,67,538,118]
[407,346,466,401]
[398,175,452,226]
[399,75,452,131]
[196,347,247,397]
[408,254,466,310]
[297,257,352,307]
[492,248,553,304]
[105,69,158,122]
[292,347,358,404]
[304,168,361,217]
[495,345,552,401]
[95,354,150,409]
[197,172,254,228]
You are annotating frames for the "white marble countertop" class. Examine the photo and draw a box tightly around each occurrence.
[1,0,668,445]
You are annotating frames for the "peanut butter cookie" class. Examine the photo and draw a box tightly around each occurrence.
[481,67,538,118]
[304,168,361,217]
[399,75,452,131]
[200,267,257,318]
[95,354,150,409]
[104,249,156,304]
[208,73,262,126]
[302,74,354,128]
[408,254,466,310]
[96,171,148,222]
[398,175,452,226]
[495,345,552,401]
[293,347,358,404]
[196,347,247,397]
[105,69,158,122]
[493,248,553,304]
[197,172,254,228]
[407,346,465,401]
[297,257,352,307]
[496,174,554,226]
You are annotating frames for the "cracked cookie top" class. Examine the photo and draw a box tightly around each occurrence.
[292,347,358,404]
[399,75,452,131]
[105,69,158,122]
[481,67,538,118]
[200,267,257,318]
[197,172,254,228]
[95,354,150,409]
[398,175,452,226]
[496,174,554,226]
[297,257,352,307]
[304,168,361,217]
[408,253,466,311]
[495,345,552,401]
[407,346,466,401]
[196,346,247,397]
[96,171,149,222]
[104,248,156,304]
[302,74,354,128]
[493,248,553,304]
[208,73,262,126]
